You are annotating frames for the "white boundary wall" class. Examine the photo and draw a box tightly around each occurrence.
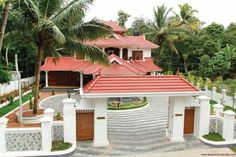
[0,76,35,96]
[205,87,236,108]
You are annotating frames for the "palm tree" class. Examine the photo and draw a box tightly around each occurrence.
[144,5,180,53]
[117,10,130,27]
[9,0,112,114]
[171,3,200,32]
[0,0,11,57]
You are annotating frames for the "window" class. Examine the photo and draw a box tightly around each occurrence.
[132,51,143,60]
[122,48,128,60]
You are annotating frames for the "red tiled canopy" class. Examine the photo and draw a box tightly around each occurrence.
[103,21,126,33]
[83,75,198,94]
[85,33,159,49]
[41,55,162,75]
[131,58,163,72]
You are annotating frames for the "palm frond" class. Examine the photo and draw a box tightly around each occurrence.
[39,0,63,18]
[23,0,40,21]
[65,18,112,41]
[51,0,94,27]
[33,19,66,45]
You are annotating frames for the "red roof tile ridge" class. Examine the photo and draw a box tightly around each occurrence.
[178,75,199,91]
[108,54,146,74]
[84,76,101,93]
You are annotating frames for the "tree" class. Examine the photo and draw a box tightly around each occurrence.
[0,0,11,57]
[10,0,112,114]
[144,5,180,54]
[171,3,201,32]
[126,17,148,36]
[117,10,130,27]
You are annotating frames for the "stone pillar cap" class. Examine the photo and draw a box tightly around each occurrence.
[196,95,210,100]
[214,104,224,108]
[224,110,236,116]
[40,117,52,123]
[0,117,8,125]
[63,98,76,104]
[44,108,55,114]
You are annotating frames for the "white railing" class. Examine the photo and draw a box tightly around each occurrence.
[0,76,35,96]
[204,87,236,108]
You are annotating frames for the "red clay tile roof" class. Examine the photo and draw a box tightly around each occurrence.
[86,33,159,49]
[131,57,163,72]
[41,55,162,75]
[103,21,126,33]
[83,75,198,94]
[40,57,83,71]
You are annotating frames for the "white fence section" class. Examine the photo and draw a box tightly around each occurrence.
[0,76,35,96]
[210,105,236,141]
[205,87,236,108]
[0,108,55,154]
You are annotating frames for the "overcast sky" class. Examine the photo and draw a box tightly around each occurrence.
[85,0,236,28]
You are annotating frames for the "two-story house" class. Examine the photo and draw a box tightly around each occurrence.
[40,21,162,89]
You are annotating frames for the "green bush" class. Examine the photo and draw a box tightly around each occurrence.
[52,88,55,95]
[56,112,61,120]
[0,69,11,84]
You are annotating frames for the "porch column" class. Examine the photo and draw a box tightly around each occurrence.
[80,72,83,94]
[63,98,76,145]
[120,48,123,58]
[0,117,8,153]
[45,71,48,87]
[194,96,210,138]
[223,110,235,141]
[93,98,109,147]
[168,97,185,142]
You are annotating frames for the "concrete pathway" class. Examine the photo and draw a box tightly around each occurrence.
[73,96,212,157]
[122,148,235,157]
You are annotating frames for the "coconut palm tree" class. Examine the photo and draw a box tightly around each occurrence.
[9,0,112,114]
[171,3,201,32]
[144,5,180,53]
[117,10,130,27]
[0,0,11,57]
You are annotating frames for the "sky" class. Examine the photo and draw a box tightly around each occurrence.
[85,0,236,28]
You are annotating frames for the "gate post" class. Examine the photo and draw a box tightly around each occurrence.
[222,110,235,141]
[93,98,109,147]
[0,117,8,153]
[63,98,76,145]
[194,96,210,138]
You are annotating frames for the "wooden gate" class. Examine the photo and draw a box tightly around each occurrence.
[184,108,195,134]
[76,110,94,141]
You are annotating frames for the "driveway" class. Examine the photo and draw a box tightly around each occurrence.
[73,96,211,157]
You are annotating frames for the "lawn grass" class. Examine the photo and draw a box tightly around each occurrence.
[229,146,236,153]
[51,141,72,151]
[108,98,148,110]
[0,92,33,117]
[203,132,225,141]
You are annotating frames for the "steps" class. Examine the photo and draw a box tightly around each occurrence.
[73,96,209,157]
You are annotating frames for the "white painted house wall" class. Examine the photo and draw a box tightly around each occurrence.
[127,48,152,60]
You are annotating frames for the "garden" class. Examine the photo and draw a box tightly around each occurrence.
[108,97,148,110]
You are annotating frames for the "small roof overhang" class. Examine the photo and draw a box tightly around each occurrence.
[80,91,203,98]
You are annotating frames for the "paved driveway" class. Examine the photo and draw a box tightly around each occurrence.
[73,96,211,157]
